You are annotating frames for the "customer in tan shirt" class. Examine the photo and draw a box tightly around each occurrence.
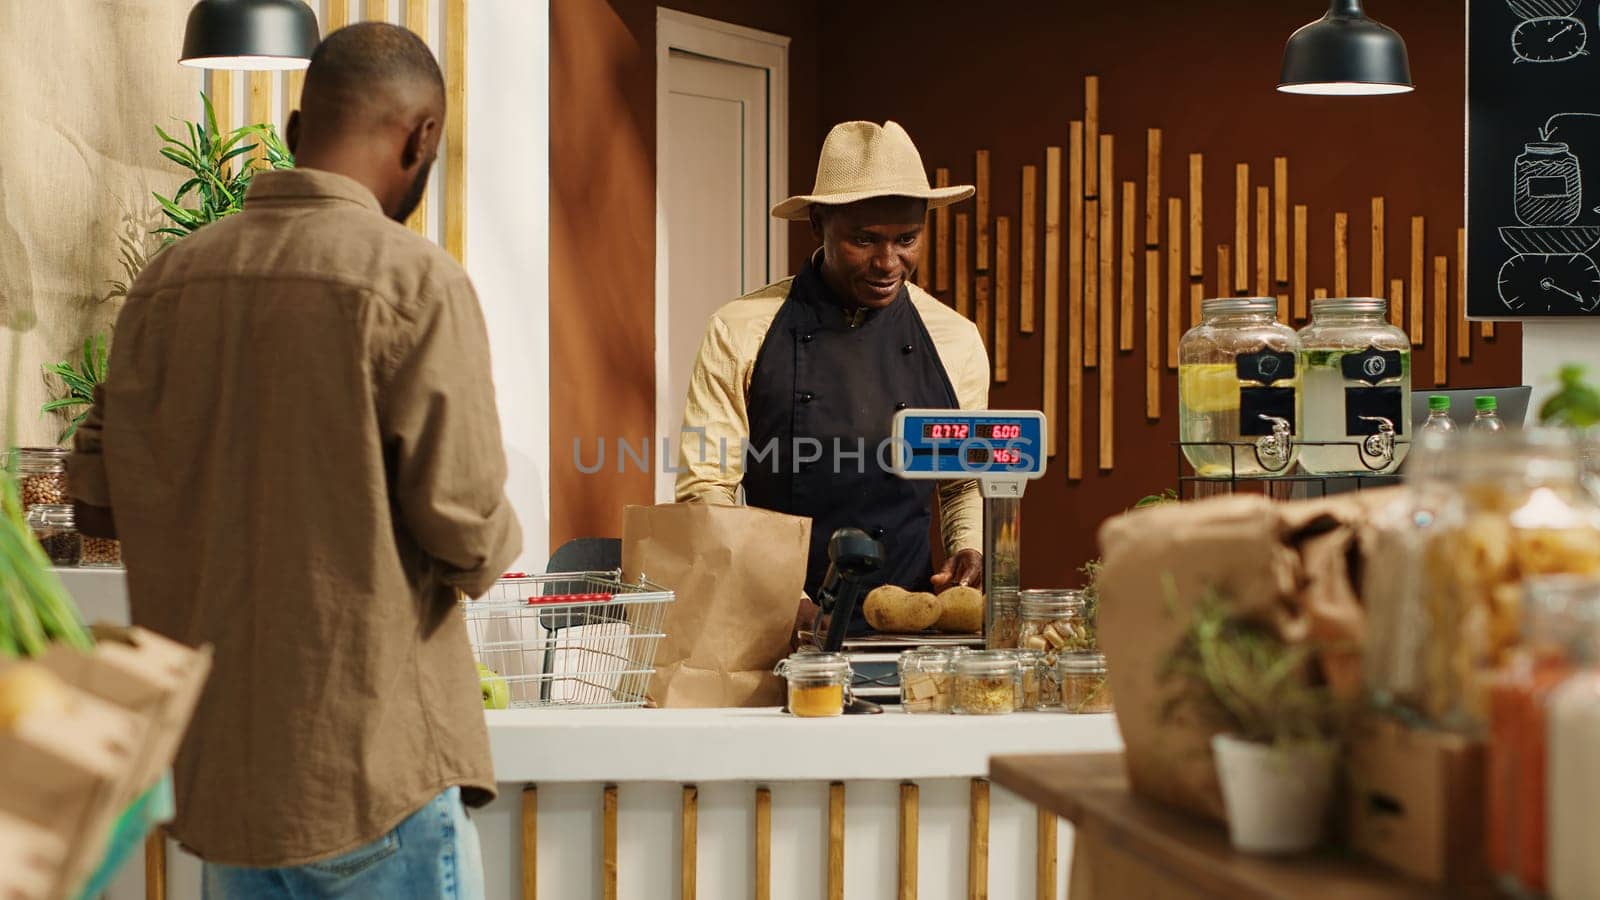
[68,23,517,898]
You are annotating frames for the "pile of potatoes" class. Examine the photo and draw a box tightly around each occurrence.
[863,584,985,634]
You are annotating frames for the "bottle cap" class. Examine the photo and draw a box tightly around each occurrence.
[1428,395,1451,411]
[1475,395,1497,412]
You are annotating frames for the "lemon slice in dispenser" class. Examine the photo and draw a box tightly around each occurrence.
[1178,364,1241,414]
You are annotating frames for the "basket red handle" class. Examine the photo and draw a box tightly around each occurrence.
[525,592,615,605]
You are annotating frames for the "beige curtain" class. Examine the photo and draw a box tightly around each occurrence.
[0,1,197,447]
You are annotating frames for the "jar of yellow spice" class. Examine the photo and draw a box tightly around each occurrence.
[776,652,852,717]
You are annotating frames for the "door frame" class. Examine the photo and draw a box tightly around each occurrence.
[654,8,790,502]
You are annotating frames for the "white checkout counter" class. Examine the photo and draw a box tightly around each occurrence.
[63,569,1123,900]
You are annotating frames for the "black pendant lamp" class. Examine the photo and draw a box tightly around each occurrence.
[180,0,320,70]
[1278,0,1413,96]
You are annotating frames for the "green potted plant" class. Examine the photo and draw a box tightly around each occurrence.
[152,92,293,245]
[40,335,108,445]
[1164,591,1342,855]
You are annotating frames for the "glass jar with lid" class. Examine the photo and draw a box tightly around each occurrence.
[1178,297,1300,477]
[25,503,81,567]
[1015,648,1061,710]
[1017,589,1091,653]
[775,652,852,717]
[898,647,954,713]
[1059,650,1114,714]
[1296,297,1411,475]
[1412,430,1600,731]
[951,650,1018,715]
[11,447,68,511]
[986,587,1020,650]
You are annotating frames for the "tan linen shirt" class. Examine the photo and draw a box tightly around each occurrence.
[674,277,987,556]
[68,169,521,867]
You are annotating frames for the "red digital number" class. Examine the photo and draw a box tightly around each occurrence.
[929,423,969,439]
[993,449,1020,464]
[993,424,1022,439]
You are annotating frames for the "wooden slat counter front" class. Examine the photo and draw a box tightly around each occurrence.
[989,753,1498,900]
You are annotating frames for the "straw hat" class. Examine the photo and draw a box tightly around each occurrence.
[770,120,974,221]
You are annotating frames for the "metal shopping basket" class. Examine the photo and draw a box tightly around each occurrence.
[461,571,674,709]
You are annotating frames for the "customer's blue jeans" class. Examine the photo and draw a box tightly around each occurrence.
[201,787,484,900]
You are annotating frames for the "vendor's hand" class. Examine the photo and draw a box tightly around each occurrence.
[932,549,984,593]
[792,596,822,651]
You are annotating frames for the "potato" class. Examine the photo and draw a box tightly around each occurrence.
[935,586,985,634]
[864,586,941,633]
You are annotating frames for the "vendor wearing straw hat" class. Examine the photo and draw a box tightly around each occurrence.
[676,120,988,632]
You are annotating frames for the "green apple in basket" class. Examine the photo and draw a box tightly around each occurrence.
[478,662,509,710]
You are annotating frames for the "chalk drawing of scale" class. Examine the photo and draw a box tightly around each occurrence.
[1509,0,1589,64]
[1499,113,1600,313]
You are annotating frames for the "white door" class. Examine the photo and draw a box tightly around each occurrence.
[657,21,787,502]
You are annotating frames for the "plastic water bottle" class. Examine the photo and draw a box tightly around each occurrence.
[1471,396,1506,433]
[1420,395,1457,437]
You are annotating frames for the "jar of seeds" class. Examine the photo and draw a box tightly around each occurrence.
[25,504,81,567]
[13,448,68,512]
[81,536,122,568]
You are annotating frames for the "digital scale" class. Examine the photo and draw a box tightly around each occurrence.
[805,410,1048,702]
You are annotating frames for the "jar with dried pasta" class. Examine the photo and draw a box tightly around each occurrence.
[775,652,851,717]
[1415,429,1600,731]
[1015,647,1060,710]
[952,650,1019,715]
[898,647,954,713]
[1018,589,1092,653]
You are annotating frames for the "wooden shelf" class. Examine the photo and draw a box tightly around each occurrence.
[989,753,1495,900]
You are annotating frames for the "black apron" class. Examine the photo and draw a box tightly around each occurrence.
[743,260,960,631]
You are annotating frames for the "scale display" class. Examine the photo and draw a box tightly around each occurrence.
[890,409,1048,479]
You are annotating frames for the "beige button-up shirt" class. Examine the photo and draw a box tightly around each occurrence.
[674,276,987,557]
[68,169,521,867]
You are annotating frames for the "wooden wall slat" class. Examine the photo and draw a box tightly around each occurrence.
[1191,282,1203,329]
[1273,157,1288,283]
[1334,211,1349,297]
[1390,280,1405,343]
[1458,227,1470,360]
[918,221,932,290]
[522,786,537,900]
[900,783,919,900]
[969,779,991,900]
[1434,255,1449,385]
[976,274,992,352]
[1067,127,1084,478]
[755,787,772,900]
[369,0,390,20]
[976,150,991,270]
[327,0,349,29]
[1021,165,1038,333]
[1167,197,1182,369]
[1085,190,1099,369]
[1293,205,1308,321]
[996,217,1011,382]
[829,782,846,900]
[1254,185,1269,296]
[1371,197,1385,299]
[1046,146,1063,458]
[1217,245,1230,298]
[1410,216,1426,345]
[956,212,971,316]
[1100,134,1116,472]
[1146,128,1162,247]
[247,71,271,162]
[1037,809,1058,900]
[1277,293,1289,324]
[1098,135,1115,362]
[1085,76,1100,199]
[445,0,468,262]
[208,71,233,135]
[1120,179,1136,352]
[1146,248,1161,419]
[1234,163,1249,293]
[603,785,618,900]
[1315,288,1329,300]
[145,834,166,900]
[403,0,429,235]
[936,168,952,292]
[681,786,698,900]
[1188,154,1203,278]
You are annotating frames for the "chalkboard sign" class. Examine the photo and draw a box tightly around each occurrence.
[1468,0,1600,318]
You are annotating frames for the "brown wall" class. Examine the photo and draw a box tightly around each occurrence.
[551,1,1518,585]
[548,0,820,551]
[813,0,1519,587]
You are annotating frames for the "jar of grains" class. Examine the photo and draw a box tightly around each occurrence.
[1059,651,1114,714]
[14,448,68,512]
[26,503,82,567]
[952,650,1019,715]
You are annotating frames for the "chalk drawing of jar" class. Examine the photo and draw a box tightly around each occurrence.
[1516,142,1583,225]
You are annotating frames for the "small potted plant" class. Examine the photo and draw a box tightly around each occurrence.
[1165,591,1343,855]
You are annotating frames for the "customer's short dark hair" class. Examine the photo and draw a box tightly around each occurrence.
[301,22,444,126]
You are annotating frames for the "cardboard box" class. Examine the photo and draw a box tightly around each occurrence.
[1346,716,1489,885]
[0,809,68,900]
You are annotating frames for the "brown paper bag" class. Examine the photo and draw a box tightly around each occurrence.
[1095,489,1398,822]
[623,503,811,707]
